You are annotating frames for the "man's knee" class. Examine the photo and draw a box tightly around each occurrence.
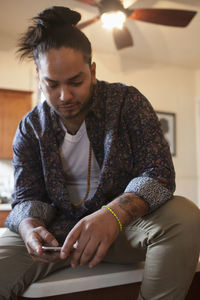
[164,196,200,233]
[139,196,200,247]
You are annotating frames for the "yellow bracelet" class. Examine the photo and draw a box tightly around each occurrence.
[102,205,122,232]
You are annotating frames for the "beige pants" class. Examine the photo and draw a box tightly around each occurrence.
[0,196,199,300]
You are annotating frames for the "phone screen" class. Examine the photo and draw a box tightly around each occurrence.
[42,246,62,252]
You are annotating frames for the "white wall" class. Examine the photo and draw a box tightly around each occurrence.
[0,46,199,206]
[0,47,38,99]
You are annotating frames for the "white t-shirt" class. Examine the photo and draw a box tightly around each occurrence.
[59,121,101,205]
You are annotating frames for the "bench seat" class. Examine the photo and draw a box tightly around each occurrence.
[22,261,145,298]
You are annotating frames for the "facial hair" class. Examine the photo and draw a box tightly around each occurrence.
[57,80,94,121]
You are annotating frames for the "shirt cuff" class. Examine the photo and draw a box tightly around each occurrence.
[124,177,173,213]
[5,201,55,233]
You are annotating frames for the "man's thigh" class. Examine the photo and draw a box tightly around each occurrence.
[104,196,200,265]
[0,229,69,299]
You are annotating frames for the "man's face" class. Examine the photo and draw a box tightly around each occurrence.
[37,47,96,120]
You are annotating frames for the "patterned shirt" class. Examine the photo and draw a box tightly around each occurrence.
[5,80,175,243]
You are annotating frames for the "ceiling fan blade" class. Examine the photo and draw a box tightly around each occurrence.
[75,0,99,7]
[113,26,133,50]
[128,8,197,27]
[77,16,100,30]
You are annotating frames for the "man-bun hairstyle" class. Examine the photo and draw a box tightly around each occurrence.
[37,6,81,28]
[17,6,92,65]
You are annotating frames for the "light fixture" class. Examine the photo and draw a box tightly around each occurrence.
[101,11,126,30]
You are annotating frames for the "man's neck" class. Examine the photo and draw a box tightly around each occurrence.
[61,113,86,135]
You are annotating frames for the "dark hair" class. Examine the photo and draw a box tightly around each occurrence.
[17,6,92,65]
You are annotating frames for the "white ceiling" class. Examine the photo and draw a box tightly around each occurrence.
[0,0,199,69]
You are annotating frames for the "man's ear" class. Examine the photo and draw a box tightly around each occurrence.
[91,62,97,85]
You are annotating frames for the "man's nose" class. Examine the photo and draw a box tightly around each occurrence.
[59,85,72,101]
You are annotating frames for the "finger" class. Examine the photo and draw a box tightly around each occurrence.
[70,235,91,268]
[27,228,58,255]
[27,232,43,255]
[31,252,61,263]
[78,238,100,267]
[88,241,110,268]
[31,254,51,264]
[36,226,59,247]
[60,223,82,259]
[41,252,61,262]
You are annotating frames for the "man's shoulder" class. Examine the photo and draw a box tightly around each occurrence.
[96,80,143,108]
[17,101,54,139]
[21,101,51,125]
[24,101,49,118]
[98,80,134,91]
[97,80,139,99]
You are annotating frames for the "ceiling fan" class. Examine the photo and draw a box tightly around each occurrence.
[75,0,197,50]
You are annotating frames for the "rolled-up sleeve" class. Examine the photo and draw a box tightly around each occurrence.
[124,177,173,212]
[5,201,55,232]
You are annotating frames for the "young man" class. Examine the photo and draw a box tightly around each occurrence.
[0,6,199,300]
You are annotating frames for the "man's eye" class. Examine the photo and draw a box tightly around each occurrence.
[71,81,82,86]
[48,84,58,89]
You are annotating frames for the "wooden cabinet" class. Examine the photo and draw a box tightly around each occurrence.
[0,204,11,227]
[0,209,10,227]
[0,89,32,158]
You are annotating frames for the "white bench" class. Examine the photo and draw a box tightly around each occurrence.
[21,261,145,299]
[20,260,200,300]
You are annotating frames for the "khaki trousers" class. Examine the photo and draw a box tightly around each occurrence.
[0,196,199,300]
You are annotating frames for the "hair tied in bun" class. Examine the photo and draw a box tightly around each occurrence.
[17,6,92,66]
[36,6,81,29]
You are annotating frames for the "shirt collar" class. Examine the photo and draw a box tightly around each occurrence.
[88,80,105,120]
[49,106,66,145]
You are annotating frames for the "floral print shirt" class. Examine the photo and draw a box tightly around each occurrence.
[5,80,175,243]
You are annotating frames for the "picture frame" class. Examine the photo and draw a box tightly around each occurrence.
[156,111,176,156]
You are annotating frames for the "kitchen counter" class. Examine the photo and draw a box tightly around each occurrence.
[0,203,11,211]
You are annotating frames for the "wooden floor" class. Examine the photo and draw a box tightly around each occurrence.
[19,272,200,300]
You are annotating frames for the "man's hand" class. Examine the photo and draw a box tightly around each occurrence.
[19,218,60,263]
[60,208,120,268]
[60,193,148,268]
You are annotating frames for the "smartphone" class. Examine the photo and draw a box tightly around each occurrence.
[42,246,62,252]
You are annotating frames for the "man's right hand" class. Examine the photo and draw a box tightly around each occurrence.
[19,218,60,263]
